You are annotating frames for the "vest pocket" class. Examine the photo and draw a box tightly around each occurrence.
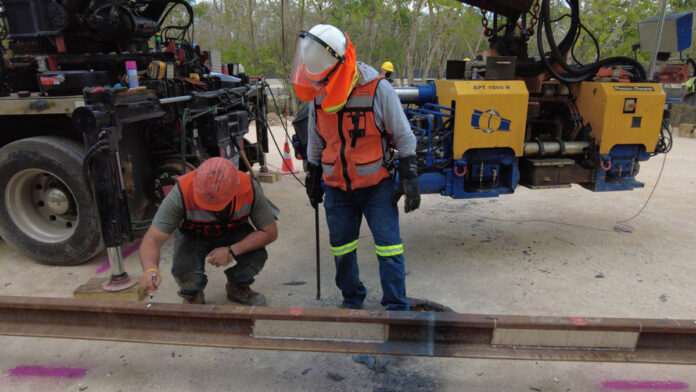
[355,158,383,176]
[321,159,342,186]
[321,160,335,176]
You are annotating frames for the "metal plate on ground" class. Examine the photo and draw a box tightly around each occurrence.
[492,328,639,350]
[253,320,388,343]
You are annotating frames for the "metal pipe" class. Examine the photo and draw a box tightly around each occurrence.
[106,246,125,278]
[395,82,437,104]
[523,141,590,157]
[315,207,320,300]
[1,296,696,364]
[395,87,421,103]
[158,95,192,105]
[647,0,669,80]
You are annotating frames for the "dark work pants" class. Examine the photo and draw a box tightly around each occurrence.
[171,223,267,296]
[324,179,408,311]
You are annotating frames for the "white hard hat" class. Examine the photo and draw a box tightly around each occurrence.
[291,24,347,88]
[308,24,347,57]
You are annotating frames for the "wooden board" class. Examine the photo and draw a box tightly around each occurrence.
[73,277,141,302]
[256,171,282,183]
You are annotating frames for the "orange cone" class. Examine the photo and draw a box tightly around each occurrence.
[281,138,297,174]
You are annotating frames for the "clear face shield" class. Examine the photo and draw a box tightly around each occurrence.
[291,31,344,99]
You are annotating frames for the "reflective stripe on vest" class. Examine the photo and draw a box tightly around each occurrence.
[177,170,255,237]
[316,77,391,192]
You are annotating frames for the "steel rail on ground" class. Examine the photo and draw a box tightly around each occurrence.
[0,296,695,364]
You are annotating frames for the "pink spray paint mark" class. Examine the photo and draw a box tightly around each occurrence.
[602,380,689,390]
[94,240,142,274]
[8,366,88,379]
[289,307,303,316]
[570,317,587,326]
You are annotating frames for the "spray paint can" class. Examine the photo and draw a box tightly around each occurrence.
[126,61,139,88]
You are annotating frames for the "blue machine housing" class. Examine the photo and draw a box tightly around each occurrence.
[403,86,520,199]
[591,145,652,192]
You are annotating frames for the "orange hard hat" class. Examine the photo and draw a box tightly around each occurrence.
[193,157,239,211]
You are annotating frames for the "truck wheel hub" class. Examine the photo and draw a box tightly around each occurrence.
[44,188,70,215]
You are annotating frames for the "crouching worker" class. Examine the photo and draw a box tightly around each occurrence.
[138,157,278,305]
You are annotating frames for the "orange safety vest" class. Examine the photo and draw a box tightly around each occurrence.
[177,171,255,237]
[316,77,392,191]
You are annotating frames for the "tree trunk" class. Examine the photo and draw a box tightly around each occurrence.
[405,0,425,85]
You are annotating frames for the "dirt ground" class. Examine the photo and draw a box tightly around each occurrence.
[0,122,695,391]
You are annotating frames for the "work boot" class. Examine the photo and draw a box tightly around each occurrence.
[178,291,205,304]
[226,281,266,306]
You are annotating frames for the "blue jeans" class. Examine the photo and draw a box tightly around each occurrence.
[324,178,408,310]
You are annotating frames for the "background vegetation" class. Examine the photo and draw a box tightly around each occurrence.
[188,1,695,79]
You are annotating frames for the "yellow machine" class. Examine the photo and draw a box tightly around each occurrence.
[435,80,528,158]
[396,0,672,198]
[574,82,666,155]
[401,77,668,197]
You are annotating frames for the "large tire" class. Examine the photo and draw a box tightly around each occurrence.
[0,136,103,265]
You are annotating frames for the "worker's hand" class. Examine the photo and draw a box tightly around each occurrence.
[206,246,232,267]
[138,270,162,294]
[402,179,421,213]
[306,162,324,209]
[394,155,420,213]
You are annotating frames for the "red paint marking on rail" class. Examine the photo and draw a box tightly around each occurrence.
[8,366,88,379]
[602,380,689,390]
[570,317,587,326]
[289,307,303,316]
[94,241,142,274]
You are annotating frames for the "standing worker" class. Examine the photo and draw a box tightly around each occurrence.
[380,61,395,84]
[138,157,278,305]
[291,24,420,310]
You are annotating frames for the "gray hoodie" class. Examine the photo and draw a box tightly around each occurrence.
[306,61,416,166]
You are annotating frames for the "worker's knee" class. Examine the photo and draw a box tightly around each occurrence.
[237,247,267,272]
[224,247,267,283]
[172,267,208,292]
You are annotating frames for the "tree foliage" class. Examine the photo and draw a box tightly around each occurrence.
[191,0,696,89]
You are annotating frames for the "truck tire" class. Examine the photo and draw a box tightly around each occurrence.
[0,136,103,265]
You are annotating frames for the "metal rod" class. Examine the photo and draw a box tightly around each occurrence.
[1,296,696,363]
[394,87,421,103]
[158,95,192,105]
[647,0,669,80]
[106,247,125,278]
[315,207,321,300]
[523,141,590,157]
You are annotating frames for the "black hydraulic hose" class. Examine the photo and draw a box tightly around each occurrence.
[515,0,581,77]
[538,21,647,83]
[82,139,109,196]
[597,56,648,82]
[158,0,193,30]
[571,23,600,67]
[542,0,599,78]
[536,10,592,83]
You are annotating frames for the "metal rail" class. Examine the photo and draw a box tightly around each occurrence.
[1,296,695,364]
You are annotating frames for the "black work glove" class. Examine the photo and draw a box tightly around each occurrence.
[306,162,324,209]
[393,155,420,213]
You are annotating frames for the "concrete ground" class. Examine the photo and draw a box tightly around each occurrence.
[0,122,695,391]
